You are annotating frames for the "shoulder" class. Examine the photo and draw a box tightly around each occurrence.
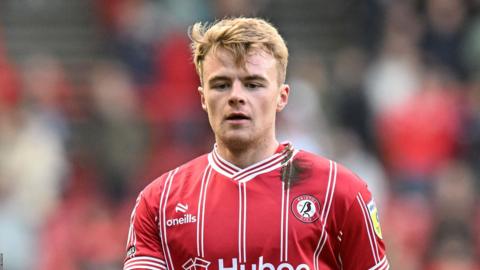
[295,150,369,204]
[140,154,210,204]
[296,150,376,230]
[294,150,330,169]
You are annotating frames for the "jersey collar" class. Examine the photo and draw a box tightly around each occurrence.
[207,142,298,182]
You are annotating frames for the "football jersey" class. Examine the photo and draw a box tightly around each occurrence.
[124,142,389,270]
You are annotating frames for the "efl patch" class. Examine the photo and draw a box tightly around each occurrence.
[367,199,383,239]
[291,194,320,223]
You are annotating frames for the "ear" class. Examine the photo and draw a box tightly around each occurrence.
[198,86,207,111]
[276,84,290,112]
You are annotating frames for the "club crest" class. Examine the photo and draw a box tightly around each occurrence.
[291,195,320,223]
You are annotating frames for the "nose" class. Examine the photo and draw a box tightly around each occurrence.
[228,81,246,106]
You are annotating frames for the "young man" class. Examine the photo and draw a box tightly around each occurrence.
[124,17,388,270]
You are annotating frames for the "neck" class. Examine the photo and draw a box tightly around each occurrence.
[216,137,280,168]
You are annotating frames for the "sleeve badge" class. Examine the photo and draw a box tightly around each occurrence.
[367,199,383,239]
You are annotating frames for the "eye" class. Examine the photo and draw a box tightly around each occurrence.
[245,82,262,89]
[212,83,230,90]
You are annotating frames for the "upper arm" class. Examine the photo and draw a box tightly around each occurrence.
[338,188,389,270]
[124,191,167,270]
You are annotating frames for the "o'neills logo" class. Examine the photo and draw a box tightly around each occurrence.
[166,214,197,227]
[219,257,310,270]
[291,195,320,223]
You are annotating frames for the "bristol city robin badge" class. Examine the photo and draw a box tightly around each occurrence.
[291,194,320,223]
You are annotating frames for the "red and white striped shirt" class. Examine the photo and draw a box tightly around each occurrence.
[124,142,389,270]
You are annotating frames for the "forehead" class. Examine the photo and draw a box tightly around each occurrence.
[202,48,278,82]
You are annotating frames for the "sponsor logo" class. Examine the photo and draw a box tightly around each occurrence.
[176,203,189,213]
[219,257,310,270]
[166,213,197,227]
[167,202,197,227]
[291,195,320,223]
[367,199,383,239]
[183,257,211,270]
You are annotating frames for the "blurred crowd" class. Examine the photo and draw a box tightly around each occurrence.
[0,0,479,269]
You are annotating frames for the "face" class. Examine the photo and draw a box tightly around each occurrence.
[198,48,289,149]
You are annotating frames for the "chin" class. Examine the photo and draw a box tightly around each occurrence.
[219,132,254,150]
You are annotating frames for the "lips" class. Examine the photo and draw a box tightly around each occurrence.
[225,112,251,121]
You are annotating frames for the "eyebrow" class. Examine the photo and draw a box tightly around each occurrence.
[243,75,268,84]
[207,76,231,86]
[207,75,269,85]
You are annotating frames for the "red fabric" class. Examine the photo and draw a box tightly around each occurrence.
[124,146,389,269]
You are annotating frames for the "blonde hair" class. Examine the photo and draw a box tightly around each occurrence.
[189,17,289,84]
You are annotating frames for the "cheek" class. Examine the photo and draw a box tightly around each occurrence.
[265,97,279,113]
[257,100,277,123]
[205,99,221,124]
[206,99,217,114]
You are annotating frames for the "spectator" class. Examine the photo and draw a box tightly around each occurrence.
[88,61,149,200]
[277,53,331,155]
[375,69,462,195]
[0,55,69,270]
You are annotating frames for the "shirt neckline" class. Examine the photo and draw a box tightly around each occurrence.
[208,142,297,182]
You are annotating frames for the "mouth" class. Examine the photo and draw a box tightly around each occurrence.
[225,112,251,122]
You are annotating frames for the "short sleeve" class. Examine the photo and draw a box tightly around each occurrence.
[338,188,389,270]
[124,191,167,270]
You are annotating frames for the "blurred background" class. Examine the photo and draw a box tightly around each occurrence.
[0,0,479,269]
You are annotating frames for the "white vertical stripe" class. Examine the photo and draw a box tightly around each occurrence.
[161,168,179,270]
[356,194,378,263]
[196,166,210,257]
[242,182,247,263]
[321,161,333,221]
[127,227,133,249]
[126,192,143,255]
[127,208,134,246]
[158,170,173,270]
[323,162,337,223]
[338,253,343,270]
[127,217,133,248]
[238,182,242,262]
[314,161,333,270]
[284,170,291,261]
[313,227,327,270]
[315,162,338,268]
[314,161,338,268]
[201,167,212,257]
[280,181,285,261]
[280,161,294,262]
[317,225,328,260]
[358,194,380,262]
